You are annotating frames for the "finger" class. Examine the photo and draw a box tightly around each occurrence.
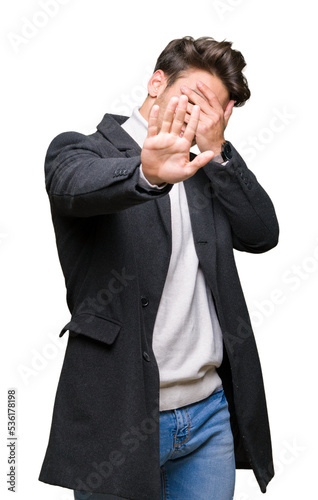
[171,95,189,136]
[160,96,179,134]
[184,111,191,124]
[196,81,224,113]
[186,101,194,116]
[187,150,215,174]
[185,107,218,126]
[182,104,201,143]
[180,85,210,114]
[147,105,159,137]
[183,105,195,128]
[224,99,235,127]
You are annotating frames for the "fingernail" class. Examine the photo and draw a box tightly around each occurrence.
[197,81,203,87]
[180,85,187,92]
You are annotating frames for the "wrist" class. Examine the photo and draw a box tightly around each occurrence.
[198,138,225,156]
[140,166,165,187]
[145,176,166,187]
[211,138,225,156]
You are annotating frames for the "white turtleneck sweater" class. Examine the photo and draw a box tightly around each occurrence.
[122,107,223,411]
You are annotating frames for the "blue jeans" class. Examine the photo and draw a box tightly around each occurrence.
[74,387,235,500]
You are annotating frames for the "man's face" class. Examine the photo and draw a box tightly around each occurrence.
[153,68,230,136]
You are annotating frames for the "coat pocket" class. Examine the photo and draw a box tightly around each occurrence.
[59,312,122,345]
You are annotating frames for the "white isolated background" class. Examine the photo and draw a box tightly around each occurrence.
[1,0,317,499]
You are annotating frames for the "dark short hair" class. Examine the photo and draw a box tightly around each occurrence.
[153,36,251,107]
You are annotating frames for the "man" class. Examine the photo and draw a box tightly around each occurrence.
[39,36,279,500]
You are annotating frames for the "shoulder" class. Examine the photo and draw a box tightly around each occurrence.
[46,113,129,161]
[45,130,100,161]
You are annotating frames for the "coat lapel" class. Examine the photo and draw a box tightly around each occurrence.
[184,166,217,287]
[97,112,141,155]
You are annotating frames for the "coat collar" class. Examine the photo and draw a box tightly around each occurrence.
[97,113,141,156]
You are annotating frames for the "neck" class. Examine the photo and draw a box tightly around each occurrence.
[139,96,155,123]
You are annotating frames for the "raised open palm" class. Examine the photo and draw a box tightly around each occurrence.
[141,95,215,185]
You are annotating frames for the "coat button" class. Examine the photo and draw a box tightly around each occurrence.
[143,351,150,362]
[141,296,149,307]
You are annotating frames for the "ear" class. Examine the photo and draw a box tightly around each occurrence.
[224,99,235,128]
[147,70,167,98]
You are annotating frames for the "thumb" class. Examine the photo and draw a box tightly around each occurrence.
[188,150,215,173]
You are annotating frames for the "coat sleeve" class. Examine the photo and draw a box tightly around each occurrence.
[202,142,279,253]
[45,131,172,217]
